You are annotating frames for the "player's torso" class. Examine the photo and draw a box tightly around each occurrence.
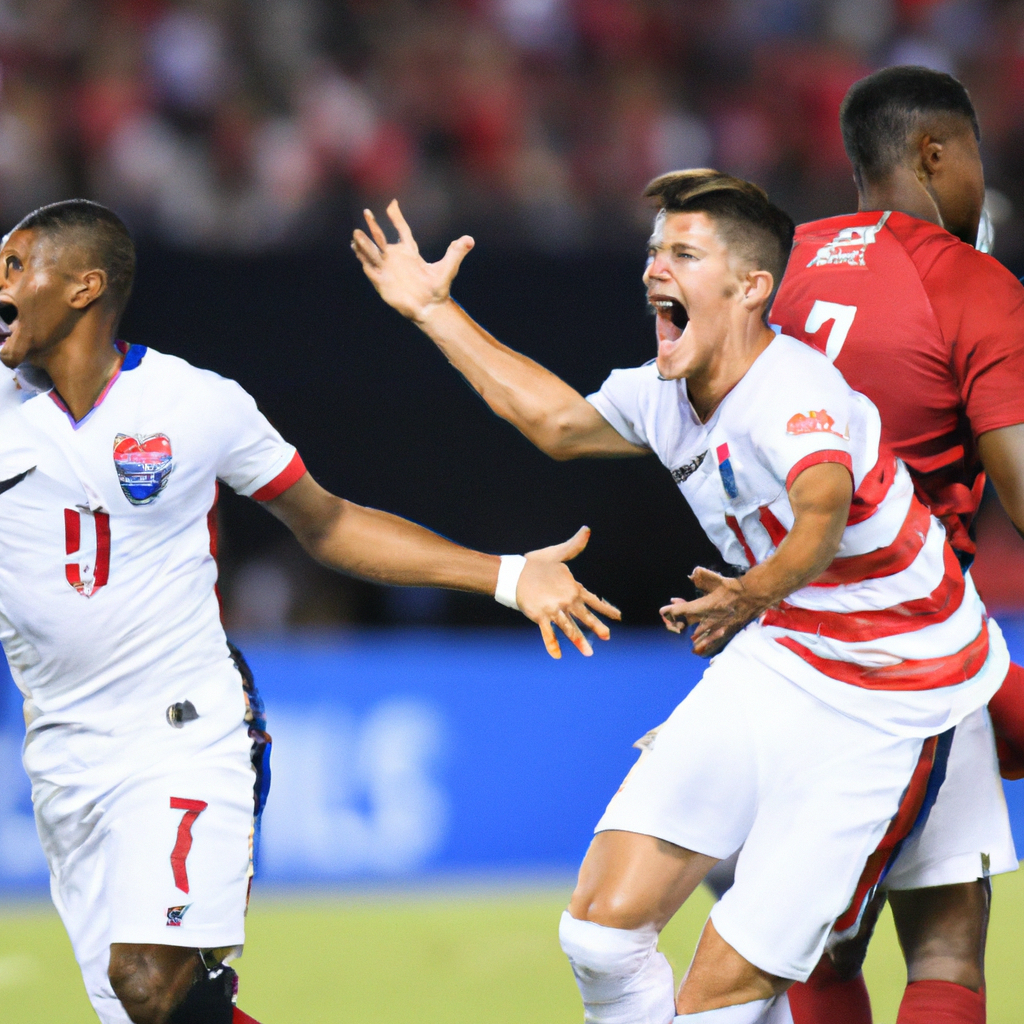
[772,212,978,546]
[0,348,230,715]
[650,338,881,572]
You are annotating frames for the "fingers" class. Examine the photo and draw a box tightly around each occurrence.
[362,208,389,250]
[386,199,419,252]
[690,566,727,592]
[538,618,562,660]
[439,235,475,280]
[351,229,382,269]
[572,602,611,641]
[555,610,593,657]
[581,587,621,621]
[538,525,590,563]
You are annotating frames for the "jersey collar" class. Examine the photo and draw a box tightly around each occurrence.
[48,341,148,430]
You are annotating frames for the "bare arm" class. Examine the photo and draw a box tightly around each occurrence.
[660,463,852,655]
[351,201,646,460]
[978,423,1024,539]
[263,473,620,658]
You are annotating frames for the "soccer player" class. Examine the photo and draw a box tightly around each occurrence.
[770,65,1024,1024]
[0,200,619,1024]
[351,171,1015,1023]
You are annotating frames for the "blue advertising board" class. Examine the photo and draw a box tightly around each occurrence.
[2,625,1024,890]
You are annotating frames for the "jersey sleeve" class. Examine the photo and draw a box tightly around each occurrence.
[923,247,1024,438]
[585,364,656,449]
[754,354,857,491]
[212,378,306,500]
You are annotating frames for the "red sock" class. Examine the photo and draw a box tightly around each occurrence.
[988,661,1024,778]
[788,956,872,1024]
[896,980,984,1023]
[232,1009,262,1024]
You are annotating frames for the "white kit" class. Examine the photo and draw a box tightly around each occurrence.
[0,345,305,1021]
[586,335,1015,980]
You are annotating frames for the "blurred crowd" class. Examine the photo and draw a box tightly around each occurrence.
[2,0,1024,254]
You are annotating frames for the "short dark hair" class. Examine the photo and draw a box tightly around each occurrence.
[12,199,135,320]
[643,169,795,297]
[840,66,980,188]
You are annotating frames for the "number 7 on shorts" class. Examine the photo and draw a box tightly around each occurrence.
[170,797,208,894]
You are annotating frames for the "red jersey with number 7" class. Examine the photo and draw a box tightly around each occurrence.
[771,209,1024,558]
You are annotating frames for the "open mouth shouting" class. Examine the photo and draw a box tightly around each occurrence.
[0,300,18,364]
[648,295,688,342]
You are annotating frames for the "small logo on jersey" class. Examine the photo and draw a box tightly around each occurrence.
[113,433,173,505]
[786,410,848,439]
[166,904,190,927]
[671,451,707,484]
[806,212,890,268]
[716,443,739,499]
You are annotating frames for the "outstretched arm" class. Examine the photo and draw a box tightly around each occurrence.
[263,472,620,658]
[660,463,852,655]
[351,201,646,460]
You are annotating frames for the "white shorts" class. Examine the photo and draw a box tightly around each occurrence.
[33,726,256,1024]
[882,706,1017,891]
[594,638,959,982]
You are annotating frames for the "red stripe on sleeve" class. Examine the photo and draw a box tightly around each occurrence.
[785,449,853,492]
[251,452,306,502]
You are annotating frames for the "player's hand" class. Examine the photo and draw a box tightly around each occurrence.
[660,566,762,657]
[516,526,621,659]
[351,200,474,323]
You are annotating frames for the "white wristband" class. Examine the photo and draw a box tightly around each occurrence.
[495,554,527,610]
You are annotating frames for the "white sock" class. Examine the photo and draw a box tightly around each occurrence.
[559,910,676,1024]
[673,997,774,1023]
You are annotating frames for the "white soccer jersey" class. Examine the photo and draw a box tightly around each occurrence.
[0,344,305,788]
[587,334,1007,736]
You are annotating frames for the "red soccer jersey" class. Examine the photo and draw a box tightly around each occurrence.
[772,209,1024,557]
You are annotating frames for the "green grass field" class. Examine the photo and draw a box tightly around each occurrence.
[2,871,1022,1023]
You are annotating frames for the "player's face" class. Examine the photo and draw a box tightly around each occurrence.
[0,229,78,370]
[928,119,985,246]
[644,210,754,381]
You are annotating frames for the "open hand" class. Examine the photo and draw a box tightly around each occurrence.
[660,566,763,657]
[351,200,475,323]
[516,526,621,659]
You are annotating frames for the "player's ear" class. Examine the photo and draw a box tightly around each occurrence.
[68,269,108,310]
[916,134,944,182]
[742,269,774,310]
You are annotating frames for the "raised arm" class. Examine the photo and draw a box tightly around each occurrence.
[660,462,852,655]
[263,472,620,658]
[351,201,646,460]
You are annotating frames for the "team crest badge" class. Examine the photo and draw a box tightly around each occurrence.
[166,904,190,927]
[787,410,848,439]
[113,433,173,505]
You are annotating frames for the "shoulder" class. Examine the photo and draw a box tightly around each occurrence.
[129,347,258,403]
[761,334,852,396]
[887,212,1022,298]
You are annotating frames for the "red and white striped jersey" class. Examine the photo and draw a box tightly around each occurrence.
[588,333,1007,736]
[0,345,304,787]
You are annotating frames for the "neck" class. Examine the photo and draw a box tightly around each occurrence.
[857,165,942,228]
[35,321,122,422]
[687,321,775,422]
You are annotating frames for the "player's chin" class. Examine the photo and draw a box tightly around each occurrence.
[0,337,21,369]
